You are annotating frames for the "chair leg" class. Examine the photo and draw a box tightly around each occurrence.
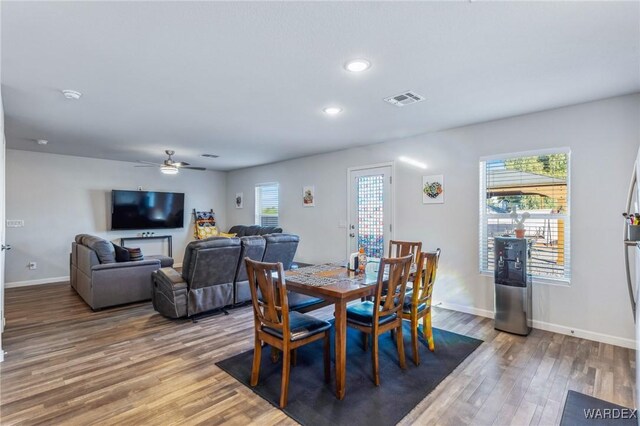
[396,323,406,370]
[323,332,331,384]
[371,332,380,386]
[280,346,291,408]
[250,336,262,387]
[291,348,297,367]
[411,318,420,366]
[424,311,435,352]
[362,332,369,351]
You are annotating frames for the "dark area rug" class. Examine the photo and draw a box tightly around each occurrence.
[216,322,482,426]
[560,390,637,426]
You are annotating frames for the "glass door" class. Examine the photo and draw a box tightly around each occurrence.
[348,165,392,258]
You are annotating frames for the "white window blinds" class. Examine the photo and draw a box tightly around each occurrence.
[479,150,570,282]
[255,183,279,227]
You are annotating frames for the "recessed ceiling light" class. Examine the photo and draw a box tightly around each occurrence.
[61,90,82,100]
[201,154,220,158]
[344,59,371,73]
[323,106,342,115]
[36,139,48,145]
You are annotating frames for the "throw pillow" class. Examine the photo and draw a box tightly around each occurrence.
[218,232,237,238]
[82,235,116,264]
[112,244,131,262]
[127,247,144,261]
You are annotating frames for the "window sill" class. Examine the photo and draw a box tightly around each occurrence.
[479,271,570,287]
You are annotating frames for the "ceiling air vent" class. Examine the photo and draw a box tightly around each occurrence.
[383,90,425,107]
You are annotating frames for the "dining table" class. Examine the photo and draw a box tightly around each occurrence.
[284,263,385,400]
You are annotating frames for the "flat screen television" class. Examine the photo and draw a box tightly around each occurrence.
[111,190,185,230]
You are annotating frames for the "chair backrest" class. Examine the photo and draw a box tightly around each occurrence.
[412,249,441,308]
[374,254,413,320]
[229,225,284,237]
[262,234,299,270]
[235,236,267,283]
[245,258,289,337]
[181,237,242,288]
[388,240,422,263]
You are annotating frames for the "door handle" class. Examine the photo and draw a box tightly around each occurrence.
[2,244,11,251]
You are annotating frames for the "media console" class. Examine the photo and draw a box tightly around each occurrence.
[120,235,173,257]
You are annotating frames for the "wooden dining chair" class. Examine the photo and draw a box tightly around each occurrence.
[245,258,332,408]
[388,240,422,263]
[345,254,413,386]
[401,249,441,365]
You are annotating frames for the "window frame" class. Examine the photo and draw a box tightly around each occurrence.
[255,182,280,227]
[479,148,571,285]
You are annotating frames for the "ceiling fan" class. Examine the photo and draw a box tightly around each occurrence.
[136,150,206,174]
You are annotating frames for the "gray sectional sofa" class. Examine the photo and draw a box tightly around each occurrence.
[70,234,170,310]
[152,233,321,319]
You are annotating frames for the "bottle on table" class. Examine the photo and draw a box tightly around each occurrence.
[358,246,367,274]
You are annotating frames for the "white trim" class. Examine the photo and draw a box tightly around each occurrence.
[434,300,635,349]
[480,146,571,162]
[434,300,495,319]
[531,319,635,349]
[5,276,69,288]
[0,350,4,363]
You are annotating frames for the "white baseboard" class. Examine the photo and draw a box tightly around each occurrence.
[434,300,635,350]
[434,301,495,319]
[5,276,70,288]
[530,320,635,349]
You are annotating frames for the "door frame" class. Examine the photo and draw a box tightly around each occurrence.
[345,162,395,259]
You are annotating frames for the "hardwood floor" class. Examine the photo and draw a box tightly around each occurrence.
[0,283,635,425]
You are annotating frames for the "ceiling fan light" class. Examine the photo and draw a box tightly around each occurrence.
[160,165,179,175]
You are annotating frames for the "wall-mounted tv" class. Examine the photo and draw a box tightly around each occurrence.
[111,190,185,230]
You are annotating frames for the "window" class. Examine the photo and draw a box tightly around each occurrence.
[255,182,279,227]
[479,149,570,282]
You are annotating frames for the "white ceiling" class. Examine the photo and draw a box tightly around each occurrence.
[2,1,639,171]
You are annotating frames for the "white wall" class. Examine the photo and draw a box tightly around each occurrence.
[226,94,640,348]
[5,150,227,285]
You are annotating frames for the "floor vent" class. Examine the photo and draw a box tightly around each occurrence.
[383,91,425,107]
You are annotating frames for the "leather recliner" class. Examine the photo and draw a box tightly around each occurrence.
[152,237,241,318]
[233,236,267,304]
[261,234,324,311]
[228,225,283,237]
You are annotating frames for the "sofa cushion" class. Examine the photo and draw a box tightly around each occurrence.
[228,225,283,237]
[80,235,116,264]
[258,226,282,235]
[127,247,144,261]
[112,244,131,262]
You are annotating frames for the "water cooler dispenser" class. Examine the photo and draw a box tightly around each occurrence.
[494,237,532,335]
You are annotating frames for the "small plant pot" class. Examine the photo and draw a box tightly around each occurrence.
[514,229,525,238]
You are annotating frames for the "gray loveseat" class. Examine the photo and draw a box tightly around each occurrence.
[152,233,318,319]
[70,234,165,310]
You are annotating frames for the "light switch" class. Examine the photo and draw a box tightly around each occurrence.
[7,220,24,228]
